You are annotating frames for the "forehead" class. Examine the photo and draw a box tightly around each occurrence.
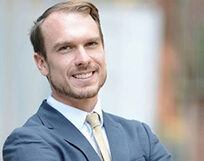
[41,11,99,36]
[40,11,100,48]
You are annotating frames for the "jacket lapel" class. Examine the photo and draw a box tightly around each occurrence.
[103,112,130,161]
[37,100,101,161]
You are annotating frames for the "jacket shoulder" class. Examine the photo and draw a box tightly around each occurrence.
[3,124,59,161]
[104,112,147,130]
[104,112,172,160]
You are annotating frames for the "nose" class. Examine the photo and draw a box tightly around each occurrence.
[74,46,91,67]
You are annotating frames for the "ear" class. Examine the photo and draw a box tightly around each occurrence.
[34,53,49,76]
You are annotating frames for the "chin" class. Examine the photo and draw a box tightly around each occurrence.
[72,87,99,99]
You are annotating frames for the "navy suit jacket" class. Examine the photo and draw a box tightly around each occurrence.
[3,100,172,161]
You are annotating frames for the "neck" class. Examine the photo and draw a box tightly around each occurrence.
[51,92,98,112]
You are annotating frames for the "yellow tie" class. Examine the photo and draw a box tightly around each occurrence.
[86,113,111,161]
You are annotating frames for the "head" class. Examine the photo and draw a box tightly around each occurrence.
[30,0,104,59]
[31,1,107,110]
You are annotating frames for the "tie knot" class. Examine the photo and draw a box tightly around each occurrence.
[86,113,100,128]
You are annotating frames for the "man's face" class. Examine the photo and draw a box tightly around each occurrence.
[36,12,107,103]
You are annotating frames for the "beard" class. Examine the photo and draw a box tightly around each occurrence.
[48,68,107,100]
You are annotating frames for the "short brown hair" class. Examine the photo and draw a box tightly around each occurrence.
[30,0,103,59]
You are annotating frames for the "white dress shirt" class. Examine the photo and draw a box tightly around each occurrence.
[46,95,111,157]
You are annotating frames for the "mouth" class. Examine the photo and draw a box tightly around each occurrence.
[72,71,95,79]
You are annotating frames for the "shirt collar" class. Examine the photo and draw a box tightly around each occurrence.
[46,94,103,131]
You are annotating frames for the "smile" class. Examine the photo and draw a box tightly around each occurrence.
[73,72,94,79]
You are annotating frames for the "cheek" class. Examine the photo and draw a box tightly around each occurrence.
[47,60,67,77]
[98,57,107,77]
[94,51,106,64]
[99,55,106,68]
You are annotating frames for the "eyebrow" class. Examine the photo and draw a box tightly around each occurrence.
[86,37,101,42]
[52,37,101,51]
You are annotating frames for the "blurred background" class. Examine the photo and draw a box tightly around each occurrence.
[0,0,203,161]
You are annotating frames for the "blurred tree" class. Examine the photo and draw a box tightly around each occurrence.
[156,0,204,161]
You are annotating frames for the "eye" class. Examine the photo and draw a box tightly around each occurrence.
[86,41,98,48]
[59,45,70,51]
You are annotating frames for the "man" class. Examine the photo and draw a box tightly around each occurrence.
[3,1,172,161]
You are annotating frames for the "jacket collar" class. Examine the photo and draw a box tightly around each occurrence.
[37,100,130,161]
[37,100,101,161]
[103,112,130,161]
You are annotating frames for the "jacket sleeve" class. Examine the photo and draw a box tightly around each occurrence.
[141,123,173,161]
[3,128,60,161]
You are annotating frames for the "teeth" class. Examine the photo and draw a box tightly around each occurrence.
[74,72,92,79]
